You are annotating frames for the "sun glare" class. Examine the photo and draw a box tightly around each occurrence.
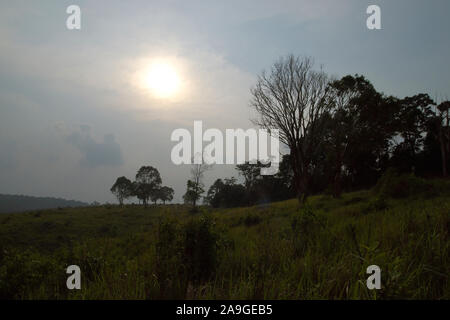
[144,61,181,98]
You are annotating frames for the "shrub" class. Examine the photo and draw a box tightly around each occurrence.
[183,215,219,284]
[0,248,61,299]
[155,218,185,297]
[374,168,436,199]
[154,215,222,292]
[364,196,388,213]
[242,213,262,227]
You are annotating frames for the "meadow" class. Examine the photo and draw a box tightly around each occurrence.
[0,174,449,299]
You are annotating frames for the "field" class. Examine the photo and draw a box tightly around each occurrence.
[0,176,449,299]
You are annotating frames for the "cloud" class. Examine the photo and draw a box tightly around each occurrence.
[1,0,449,203]
[66,126,123,168]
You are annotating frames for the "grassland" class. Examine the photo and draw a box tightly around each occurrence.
[0,175,449,299]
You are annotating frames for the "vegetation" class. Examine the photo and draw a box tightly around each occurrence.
[0,173,448,299]
[105,55,449,213]
[110,166,174,207]
[110,177,133,206]
[249,55,450,205]
[183,160,211,211]
[1,54,449,300]
[0,194,88,214]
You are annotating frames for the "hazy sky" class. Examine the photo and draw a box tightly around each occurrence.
[1,0,449,203]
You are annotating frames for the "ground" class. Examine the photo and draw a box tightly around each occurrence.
[0,177,449,299]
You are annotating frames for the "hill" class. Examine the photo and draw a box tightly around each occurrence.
[0,176,448,299]
[0,194,88,214]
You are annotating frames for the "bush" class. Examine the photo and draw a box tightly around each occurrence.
[183,215,219,284]
[374,168,436,199]
[242,213,262,227]
[155,218,185,297]
[364,196,388,213]
[154,215,221,293]
[0,248,62,299]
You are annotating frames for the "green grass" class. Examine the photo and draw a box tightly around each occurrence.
[0,178,449,299]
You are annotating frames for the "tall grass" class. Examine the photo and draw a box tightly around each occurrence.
[0,177,449,299]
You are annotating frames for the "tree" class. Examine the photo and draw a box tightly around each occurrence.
[183,180,204,207]
[428,101,450,177]
[437,101,450,177]
[135,166,162,207]
[132,181,145,205]
[325,75,399,197]
[183,158,210,210]
[205,178,247,208]
[235,157,295,205]
[110,176,132,206]
[204,179,225,207]
[235,162,262,189]
[159,186,174,204]
[250,55,331,203]
[393,94,434,173]
[150,187,161,204]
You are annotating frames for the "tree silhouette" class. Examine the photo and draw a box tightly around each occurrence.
[429,101,450,176]
[183,154,211,210]
[159,186,174,204]
[110,176,132,206]
[135,166,162,207]
[250,55,331,204]
[325,75,399,197]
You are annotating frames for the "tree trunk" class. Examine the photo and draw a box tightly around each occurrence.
[333,170,342,198]
[333,152,343,198]
[439,127,448,177]
[290,149,309,204]
[441,137,448,177]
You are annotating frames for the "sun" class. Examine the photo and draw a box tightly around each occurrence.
[143,61,181,98]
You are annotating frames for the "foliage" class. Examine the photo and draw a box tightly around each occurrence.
[110,176,133,205]
[134,166,162,207]
[158,186,174,204]
[183,180,204,208]
[0,178,449,299]
[374,168,436,199]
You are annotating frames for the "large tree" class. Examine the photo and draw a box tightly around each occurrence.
[325,75,399,196]
[427,101,450,177]
[159,186,174,204]
[437,101,450,177]
[110,176,132,206]
[250,55,331,203]
[135,166,162,207]
[393,94,435,172]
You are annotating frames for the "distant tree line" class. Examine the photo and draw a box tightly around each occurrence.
[110,166,174,206]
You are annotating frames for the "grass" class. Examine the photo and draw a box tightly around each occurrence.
[0,178,449,299]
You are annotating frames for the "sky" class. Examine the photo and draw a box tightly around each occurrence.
[0,0,449,203]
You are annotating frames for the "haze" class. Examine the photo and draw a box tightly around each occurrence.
[1,0,449,203]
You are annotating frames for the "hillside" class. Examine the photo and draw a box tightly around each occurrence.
[0,176,449,299]
[0,194,88,214]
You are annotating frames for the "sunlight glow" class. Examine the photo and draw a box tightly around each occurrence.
[143,61,181,98]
